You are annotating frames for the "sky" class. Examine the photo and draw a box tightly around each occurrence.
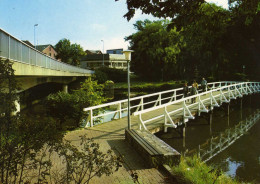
[0,0,228,52]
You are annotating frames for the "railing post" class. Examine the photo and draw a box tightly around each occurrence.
[174,90,177,101]
[90,109,93,127]
[141,97,144,110]
[119,102,122,119]
[159,93,162,105]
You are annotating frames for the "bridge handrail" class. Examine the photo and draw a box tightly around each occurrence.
[83,81,236,111]
[83,81,259,127]
[0,28,93,75]
[133,82,259,116]
[132,82,259,131]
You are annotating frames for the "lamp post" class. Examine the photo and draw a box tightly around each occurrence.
[34,24,38,49]
[101,40,104,66]
[122,50,134,129]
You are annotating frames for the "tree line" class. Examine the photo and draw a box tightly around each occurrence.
[123,1,260,82]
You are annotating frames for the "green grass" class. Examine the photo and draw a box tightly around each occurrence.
[114,80,184,91]
[171,156,249,184]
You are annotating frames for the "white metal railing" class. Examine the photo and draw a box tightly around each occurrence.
[83,81,260,127]
[0,28,93,75]
[132,82,260,131]
[196,110,260,162]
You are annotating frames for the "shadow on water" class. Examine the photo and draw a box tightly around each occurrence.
[156,94,260,182]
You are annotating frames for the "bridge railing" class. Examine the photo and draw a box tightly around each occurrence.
[82,81,258,127]
[132,82,260,131]
[0,28,93,74]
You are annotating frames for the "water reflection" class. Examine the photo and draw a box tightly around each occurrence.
[195,110,260,162]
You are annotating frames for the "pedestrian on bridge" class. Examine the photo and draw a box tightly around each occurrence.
[201,77,207,92]
[190,83,197,103]
[193,80,198,92]
[183,82,189,102]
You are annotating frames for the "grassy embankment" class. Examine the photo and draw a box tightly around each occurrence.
[114,80,185,96]
[170,156,249,184]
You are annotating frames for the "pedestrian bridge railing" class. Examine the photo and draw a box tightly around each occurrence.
[132,82,259,131]
[0,28,93,75]
[186,110,260,162]
[83,81,259,128]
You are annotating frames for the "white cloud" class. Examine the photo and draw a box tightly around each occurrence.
[206,0,228,9]
[75,36,129,51]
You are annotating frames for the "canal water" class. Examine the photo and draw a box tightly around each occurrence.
[156,95,260,183]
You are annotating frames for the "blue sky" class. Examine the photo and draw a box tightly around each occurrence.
[0,0,228,52]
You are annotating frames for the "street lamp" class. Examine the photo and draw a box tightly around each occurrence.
[122,50,134,129]
[101,40,104,66]
[34,24,38,49]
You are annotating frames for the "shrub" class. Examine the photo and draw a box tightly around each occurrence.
[45,78,105,129]
[171,156,242,184]
[96,67,127,83]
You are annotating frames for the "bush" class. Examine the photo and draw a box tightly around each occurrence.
[94,69,108,83]
[171,156,242,184]
[95,67,127,83]
[45,78,105,129]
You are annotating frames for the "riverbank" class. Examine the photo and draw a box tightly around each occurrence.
[114,80,184,92]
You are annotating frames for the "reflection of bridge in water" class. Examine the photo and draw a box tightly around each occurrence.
[186,110,260,162]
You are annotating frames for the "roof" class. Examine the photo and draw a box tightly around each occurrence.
[85,50,102,55]
[81,54,109,61]
[36,44,55,52]
[22,40,34,48]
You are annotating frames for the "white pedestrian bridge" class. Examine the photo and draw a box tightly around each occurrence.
[0,28,93,91]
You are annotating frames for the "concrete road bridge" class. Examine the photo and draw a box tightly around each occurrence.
[0,28,93,92]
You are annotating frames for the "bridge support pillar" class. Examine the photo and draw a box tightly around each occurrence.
[208,111,213,135]
[63,84,68,93]
[240,98,243,110]
[208,111,213,125]
[227,103,230,116]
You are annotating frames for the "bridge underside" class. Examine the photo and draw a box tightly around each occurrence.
[15,76,85,92]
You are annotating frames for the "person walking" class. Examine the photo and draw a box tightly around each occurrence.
[193,80,198,92]
[201,77,207,92]
[190,83,197,103]
[183,82,189,102]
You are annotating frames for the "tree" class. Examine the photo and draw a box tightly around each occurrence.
[0,59,122,183]
[0,59,63,183]
[126,19,183,81]
[116,0,204,22]
[55,39,86,66]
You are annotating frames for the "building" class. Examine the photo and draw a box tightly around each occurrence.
[106,48,123,55]
[36,44,58,60]
[80,53,127,70]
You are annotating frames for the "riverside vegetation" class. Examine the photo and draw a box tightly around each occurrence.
[0,59,122,184]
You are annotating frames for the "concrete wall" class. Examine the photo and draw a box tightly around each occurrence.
[13,61,91,77]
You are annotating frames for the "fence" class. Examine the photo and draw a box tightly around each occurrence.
[0,28,93,74]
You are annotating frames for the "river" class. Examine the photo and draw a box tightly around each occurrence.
[156,95,260,182]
